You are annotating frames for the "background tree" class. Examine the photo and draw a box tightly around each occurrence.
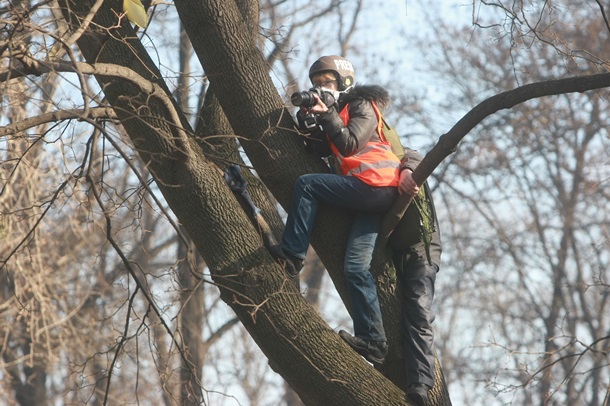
[396,1,610,404]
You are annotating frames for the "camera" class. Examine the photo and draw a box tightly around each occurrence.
[291,88,335,108]
[302,113,318,130]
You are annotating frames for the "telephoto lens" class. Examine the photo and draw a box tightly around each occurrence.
[290,90,318,108]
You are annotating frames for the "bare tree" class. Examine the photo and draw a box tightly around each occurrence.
[396,2,610,404]
[2,0,610,405]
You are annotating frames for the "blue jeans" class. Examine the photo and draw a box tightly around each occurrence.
[282,173,397,342]
[345,212,387,341]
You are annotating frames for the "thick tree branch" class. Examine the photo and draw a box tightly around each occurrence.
[379,72,610,245]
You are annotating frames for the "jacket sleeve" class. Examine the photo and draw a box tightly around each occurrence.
[400,147,423,172]
[316,98,378,157]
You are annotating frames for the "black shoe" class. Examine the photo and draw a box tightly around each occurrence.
[406,383,430,406]
[338,330,388,365]
[281,251,303,277]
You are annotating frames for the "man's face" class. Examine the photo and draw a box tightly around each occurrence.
[312,74,339,91]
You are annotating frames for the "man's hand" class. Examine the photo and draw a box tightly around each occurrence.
[398,169,420,196]
[304,94,329,114]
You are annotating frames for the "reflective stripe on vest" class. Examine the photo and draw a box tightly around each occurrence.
[328,102,400,187]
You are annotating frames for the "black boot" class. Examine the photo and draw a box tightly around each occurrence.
[406,383,431,406]
[339,330,387,365]
[281,251,304,277]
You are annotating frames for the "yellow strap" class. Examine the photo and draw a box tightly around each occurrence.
[370,101,387,141]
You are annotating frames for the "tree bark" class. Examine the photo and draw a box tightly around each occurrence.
[56,0,413,404]
[171,1,454,403]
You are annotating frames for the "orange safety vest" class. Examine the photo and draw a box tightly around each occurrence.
[327,102,400,187]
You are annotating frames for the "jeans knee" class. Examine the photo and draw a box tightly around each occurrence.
[295,174,309,190]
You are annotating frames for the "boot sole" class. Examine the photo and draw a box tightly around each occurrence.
[339,331,385,364]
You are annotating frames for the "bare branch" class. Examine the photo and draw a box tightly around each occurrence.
[594,0,610,35]
[1,53,189,141]
[0,106,116,137]
[379,72,610,244]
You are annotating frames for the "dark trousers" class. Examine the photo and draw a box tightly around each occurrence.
[393,250,438,388]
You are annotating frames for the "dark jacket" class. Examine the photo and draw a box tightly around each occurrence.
[389,148,442,267]
[298,85,391,160]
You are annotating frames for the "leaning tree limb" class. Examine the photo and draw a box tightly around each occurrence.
[378,72,610,246]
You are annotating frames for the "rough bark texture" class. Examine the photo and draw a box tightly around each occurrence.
[171,1,439,401]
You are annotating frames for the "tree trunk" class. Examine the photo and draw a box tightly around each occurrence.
[57,0,423,404]
[172,1,453,403]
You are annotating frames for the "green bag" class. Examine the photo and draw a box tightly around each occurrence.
[381,117,436,264]
[381,117,405,160]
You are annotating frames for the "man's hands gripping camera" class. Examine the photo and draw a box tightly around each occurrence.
[292,88,337,131]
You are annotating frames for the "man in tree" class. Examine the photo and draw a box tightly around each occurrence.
[389,148,443,406]
[280,55,409,364]
[282,54,441,405]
